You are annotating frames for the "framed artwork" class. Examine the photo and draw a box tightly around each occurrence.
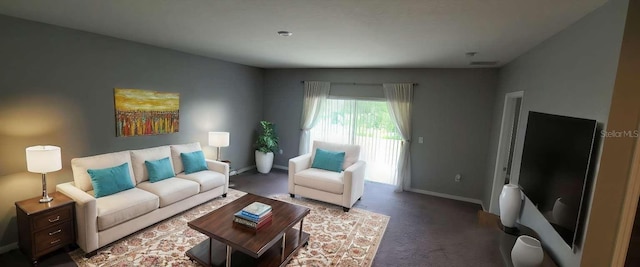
[114,88,180,137]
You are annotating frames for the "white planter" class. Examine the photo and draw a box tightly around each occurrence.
[255,151,274,174]
[499,184,522,228]
[511,235,543,267]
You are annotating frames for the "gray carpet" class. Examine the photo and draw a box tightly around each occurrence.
[1,169,510,266]
[234,169,506,267]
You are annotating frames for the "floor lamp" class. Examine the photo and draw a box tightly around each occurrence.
[26,145,62,203]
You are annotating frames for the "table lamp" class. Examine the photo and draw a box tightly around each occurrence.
[209,132,229,161]
[26,145,61,203]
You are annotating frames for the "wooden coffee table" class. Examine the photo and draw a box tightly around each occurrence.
[186,193,310,267]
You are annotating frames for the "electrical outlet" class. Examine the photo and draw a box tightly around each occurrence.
[418,137,423,144]
[455,174,461,182]
[279,149,283,154]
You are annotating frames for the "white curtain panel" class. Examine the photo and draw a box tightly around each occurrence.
[299,81,330,155]
[383,83,414,192]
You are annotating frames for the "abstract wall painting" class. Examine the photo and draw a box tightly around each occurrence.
[114,88,180,137]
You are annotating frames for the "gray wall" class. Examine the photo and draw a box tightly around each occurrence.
[483,0,628,265]
[0,15,264,248]
[263,68,497,201]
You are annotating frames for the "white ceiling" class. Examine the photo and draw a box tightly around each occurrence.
[0,0,607,68]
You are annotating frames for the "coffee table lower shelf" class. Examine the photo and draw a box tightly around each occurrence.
[186,228,310,267]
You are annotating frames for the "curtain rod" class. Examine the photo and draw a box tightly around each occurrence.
[300,81,418,86]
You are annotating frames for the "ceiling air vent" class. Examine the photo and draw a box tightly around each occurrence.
[470,61,499,66]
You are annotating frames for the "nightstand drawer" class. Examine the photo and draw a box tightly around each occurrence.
[34,222,74,253]
[32,204,73,230]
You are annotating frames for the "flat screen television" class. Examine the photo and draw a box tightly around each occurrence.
[518,111,598,247]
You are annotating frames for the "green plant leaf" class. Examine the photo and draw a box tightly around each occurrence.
[255,120,279,153]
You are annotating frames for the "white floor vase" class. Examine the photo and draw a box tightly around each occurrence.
[499,184,522,228]
[255,151,274,173]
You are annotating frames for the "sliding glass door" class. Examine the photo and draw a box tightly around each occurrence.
[309,98,401,184]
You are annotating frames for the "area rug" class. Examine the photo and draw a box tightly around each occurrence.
[70,189,389,266]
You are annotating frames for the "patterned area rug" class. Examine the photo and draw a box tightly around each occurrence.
[70,189,389,266]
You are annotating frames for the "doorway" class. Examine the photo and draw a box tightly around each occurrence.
[489,91,524,214]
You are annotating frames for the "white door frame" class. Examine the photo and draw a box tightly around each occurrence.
[488,91,524,214]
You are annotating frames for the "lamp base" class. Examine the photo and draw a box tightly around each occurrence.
[39,195,53,203]
[39,173,54,203]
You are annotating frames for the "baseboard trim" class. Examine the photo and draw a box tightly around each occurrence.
[234,165,288,174]
[273,164,288,171]
[0,242,17,254]
[236,166,255,174]
[407,188,484,207]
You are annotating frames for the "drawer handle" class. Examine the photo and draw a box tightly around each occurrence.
[48,216,60,223]
[50,239,61,244]
[49,229,62,236]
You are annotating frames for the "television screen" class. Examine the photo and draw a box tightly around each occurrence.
[518,111,597,247]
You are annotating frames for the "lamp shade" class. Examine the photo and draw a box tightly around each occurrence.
[26,145,62,173]
[209,132,229,147]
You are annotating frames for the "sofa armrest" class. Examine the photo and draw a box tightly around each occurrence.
[206,159,230,193]
[288,154,312,193]
[56,182,98,253]
[342,160,366,208]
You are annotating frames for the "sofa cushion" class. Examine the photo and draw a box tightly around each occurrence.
[130,146,174,184]
[88,163,135,198]
[176,170,225,192]
[170,142,202,174]
[94,188,159,231]
[294,168,344,194]
[181,151,208,174]
[311,141,360,170]
[72,151,135,192]
[311,148,346,172]
[136,178,200,207]
[145,157,175,182]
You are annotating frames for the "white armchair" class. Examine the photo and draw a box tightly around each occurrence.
[288,141,365,211]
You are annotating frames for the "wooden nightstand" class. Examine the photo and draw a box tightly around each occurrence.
[15,191,75,265]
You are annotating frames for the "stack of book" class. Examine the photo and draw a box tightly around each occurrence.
[233,201,273,230]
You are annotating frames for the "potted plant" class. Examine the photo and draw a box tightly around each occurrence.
[255,120,279,173]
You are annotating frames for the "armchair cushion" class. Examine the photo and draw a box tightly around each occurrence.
[311,141,360,170]
[295,168,344,194]
[311,148,345,172]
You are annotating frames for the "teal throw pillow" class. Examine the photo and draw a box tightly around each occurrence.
[181,151,208,174]
[145,157,175,182]
[311,148,346,172]
[87,162,135,198]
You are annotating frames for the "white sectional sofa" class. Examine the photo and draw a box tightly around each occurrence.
[56,142,229,254]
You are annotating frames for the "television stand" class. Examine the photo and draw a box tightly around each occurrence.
[478,211,558,267]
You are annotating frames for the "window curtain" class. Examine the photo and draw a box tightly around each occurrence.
[383,83,413,192]
[299,81,330,155]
